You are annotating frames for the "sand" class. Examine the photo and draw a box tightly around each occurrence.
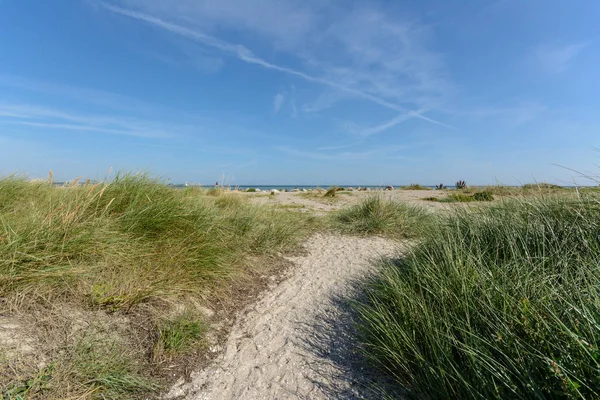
[248,189,451,213]
[166,233,402,399]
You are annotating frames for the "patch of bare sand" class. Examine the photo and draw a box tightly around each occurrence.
[247,189,452,213]
[166,233,402,399]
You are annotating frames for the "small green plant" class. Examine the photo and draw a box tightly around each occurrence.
[245,188,257,192]
[155,314,207,356]
[455,180,467,189]
[435,183,446,190]
[3,363,55,399]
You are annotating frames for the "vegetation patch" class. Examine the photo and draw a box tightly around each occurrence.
[154,314,207,357]
[425,191,494,203]
[522,182,564,190]
[354,196,600,399]
[324,187,338,197]
[0,174,315,398]
[401,184,431,190]
[296,188,351,204]
[334,196,433,238]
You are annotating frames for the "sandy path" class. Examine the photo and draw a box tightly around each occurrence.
[167,233,400,400]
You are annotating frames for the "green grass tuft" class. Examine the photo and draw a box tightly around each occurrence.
[472,191,494,201]
[334,196,433,238]
[401,184,431,190]
[155,314,207,356]
[522,182,564,190]
[425,191,494,203]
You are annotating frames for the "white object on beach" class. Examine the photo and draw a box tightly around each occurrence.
[271,189,280,194]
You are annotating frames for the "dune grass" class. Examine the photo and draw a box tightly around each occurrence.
[354,195,600,399]
[0,174,315,398]
[154,314,207,358]
[333,195,433,238]
[425,191,495,203]
[457,183,569,197]
[324,187,338,197]
[296,187,352,204]
[401,184,431,190]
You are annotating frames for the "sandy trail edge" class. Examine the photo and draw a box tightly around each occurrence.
[166,233,400,400]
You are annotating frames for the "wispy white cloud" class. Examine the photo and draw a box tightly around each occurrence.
[0,74,202,122]
[96,1,452,128]
[97,1,405,111]
[338,109,452,138]
[535,43,587,74]
[0,103,175,138]
[5,121,164,137]
[358,114,413,137]
[0,75,283,143]
[273,93,285,114]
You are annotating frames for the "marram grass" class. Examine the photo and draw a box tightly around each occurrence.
[355,195,600,399]
[334,195,434,238]
[0,174,314,398]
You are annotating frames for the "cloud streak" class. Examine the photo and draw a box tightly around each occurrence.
[0,103,175,138]
[97,1,451,128]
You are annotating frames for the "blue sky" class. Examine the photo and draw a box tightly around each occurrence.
[1,0,599,185]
